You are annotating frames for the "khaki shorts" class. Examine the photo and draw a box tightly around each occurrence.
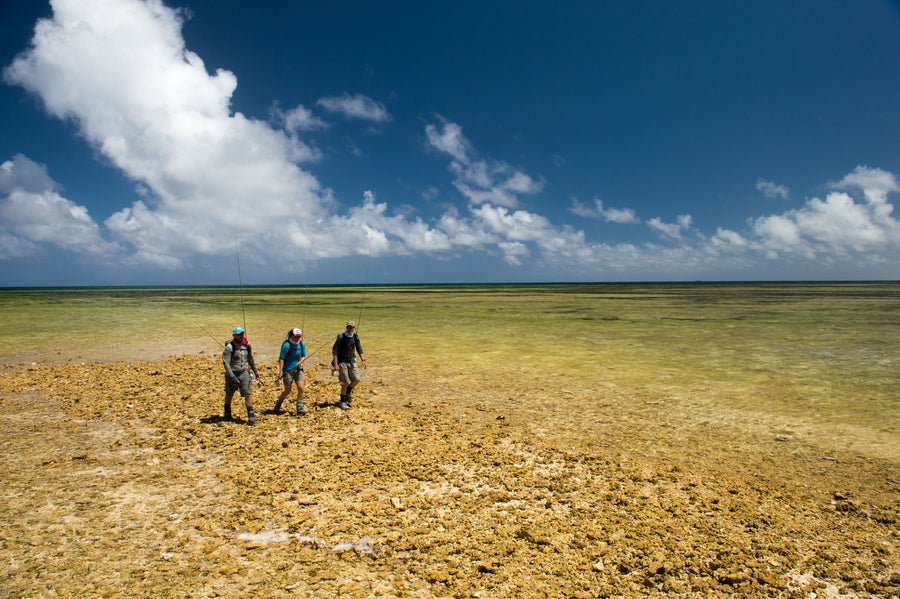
[225,370,252,396]
[281,367,305,386]
[337,361,361,384]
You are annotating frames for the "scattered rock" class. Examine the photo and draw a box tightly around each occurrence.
[0,354,897,598]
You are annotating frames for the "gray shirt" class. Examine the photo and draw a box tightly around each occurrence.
[222,340,257,379]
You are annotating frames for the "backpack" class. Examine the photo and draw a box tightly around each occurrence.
[226,338,251,352]
[283,331,305,356]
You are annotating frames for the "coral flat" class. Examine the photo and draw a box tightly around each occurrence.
[1,354,898,598]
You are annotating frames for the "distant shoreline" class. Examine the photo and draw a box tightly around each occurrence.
[2,279,898,292]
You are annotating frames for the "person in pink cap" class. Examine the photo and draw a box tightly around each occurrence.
[274,328,307,416]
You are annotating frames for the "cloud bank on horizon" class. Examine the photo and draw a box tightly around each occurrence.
[1,0,898,284]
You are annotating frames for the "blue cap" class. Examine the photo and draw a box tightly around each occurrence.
[233,326,244,335]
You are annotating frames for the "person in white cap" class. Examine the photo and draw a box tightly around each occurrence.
[274,328,307,416]
[332,320,366,409]
[222,326,260,425]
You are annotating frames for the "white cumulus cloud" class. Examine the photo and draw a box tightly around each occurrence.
[756,178,790,200]
[2,0,357,266]
[751,166,899,259]
[2,0,898,283]
[0,154,118,257]
[570,197,640,224]
[317,92,391,123]
[648,214,693,240]
[276,103,328,134]
[425,117,544,208]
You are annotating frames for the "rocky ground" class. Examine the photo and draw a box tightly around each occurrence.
[1,352,898,598]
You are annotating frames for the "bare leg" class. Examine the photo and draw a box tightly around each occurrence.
[278,382,292,401]
[295,381,307,415]
[274,382,291,413]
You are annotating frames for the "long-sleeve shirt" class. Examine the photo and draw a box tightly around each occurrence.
[332,331,363,364]
[223,339,256,379]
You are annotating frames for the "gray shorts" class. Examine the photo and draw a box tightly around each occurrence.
[281,367,305,386]
[225,370,252,396]
[338,361,361,384]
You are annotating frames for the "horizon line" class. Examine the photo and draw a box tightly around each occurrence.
[2,279,899,292]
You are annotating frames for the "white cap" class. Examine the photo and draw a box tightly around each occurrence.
[291,328,302,338]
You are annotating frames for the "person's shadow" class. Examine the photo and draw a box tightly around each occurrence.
[199,414,247,424]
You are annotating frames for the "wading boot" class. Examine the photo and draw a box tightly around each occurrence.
[338,394,350,410]
[296,401,308,416]
[273,399,283,414]
[247,406,257,426]
[223,404,232,421]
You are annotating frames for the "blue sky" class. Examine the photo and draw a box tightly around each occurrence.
[1,0,898,286]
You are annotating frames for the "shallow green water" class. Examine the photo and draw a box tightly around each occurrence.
[2,282,898,464]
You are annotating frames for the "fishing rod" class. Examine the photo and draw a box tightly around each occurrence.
[235,236,247,334]
[279,245,371,376]
[271,329,342,387]
[188,317,223,347]
[188,314,263,386]
[302,248,311,332]
[356,242,373,333]
[233,239,263,386]
[274,248,314,388]
[296,248,371,379]
[304,329,344,361]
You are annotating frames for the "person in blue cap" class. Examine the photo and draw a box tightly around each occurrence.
[222,326,260,425]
